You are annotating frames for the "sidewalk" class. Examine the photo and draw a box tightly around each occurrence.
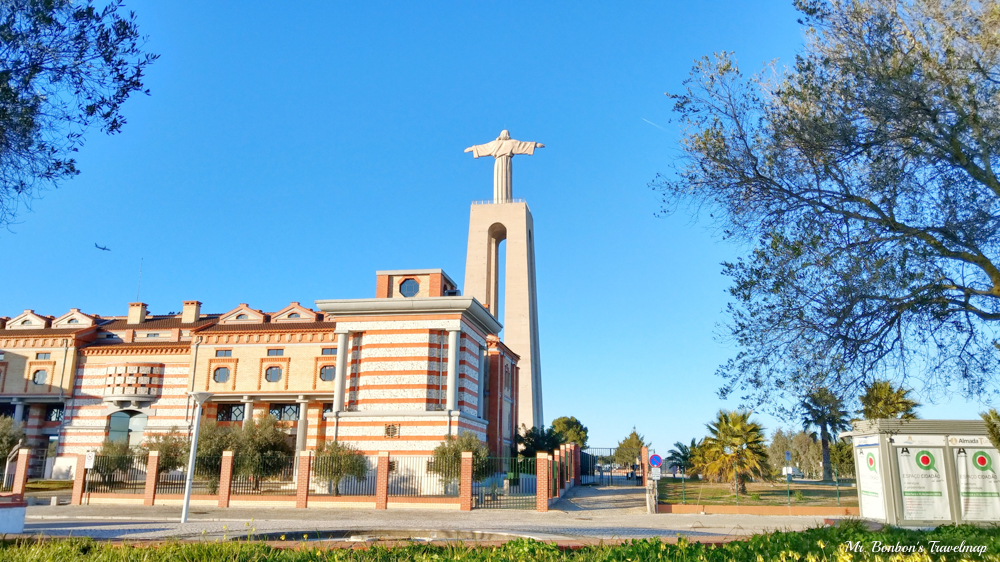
[22,486,830,545]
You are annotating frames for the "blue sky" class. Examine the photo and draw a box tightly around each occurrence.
[2,1,988,451]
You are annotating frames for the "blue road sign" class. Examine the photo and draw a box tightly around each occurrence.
[649,454,662,468]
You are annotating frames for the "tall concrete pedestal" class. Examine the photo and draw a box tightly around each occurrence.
[464,201,542,429]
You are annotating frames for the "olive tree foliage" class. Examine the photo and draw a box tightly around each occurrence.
[0,416,24,461]
[652,0,1000,411]
[138,428,189,475]
[0,0,158,228]
[430,431,490,482]
[313,440,367,496]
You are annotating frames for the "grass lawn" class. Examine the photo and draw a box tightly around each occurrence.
[658,476,859,507]
[24,480,74,492]
[1,523,998,561]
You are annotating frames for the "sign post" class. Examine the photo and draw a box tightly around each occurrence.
[181,392,213,524]
[785,451,791,506]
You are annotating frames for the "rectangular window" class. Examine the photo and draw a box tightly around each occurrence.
[267,349,284,356]
[268,404,299,421]
[215,349,232,358]
[216,403,245,422]
[321,348,337,356]
[45,405,64,422]
[146,333,160,338]
[36,352,51,360]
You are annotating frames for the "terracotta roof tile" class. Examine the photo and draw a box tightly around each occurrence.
[100,316,217,330]
[200,321,335,333]
[0,327,93,337]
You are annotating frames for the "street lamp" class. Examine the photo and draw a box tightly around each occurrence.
[181,392,212,524]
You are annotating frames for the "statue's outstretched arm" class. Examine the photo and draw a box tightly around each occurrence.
[464,146,475,153]
[536,143,545,148]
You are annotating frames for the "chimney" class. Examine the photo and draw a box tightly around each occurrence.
[182,301,202,324]
[0,317,7,330]
[128,302,147,325]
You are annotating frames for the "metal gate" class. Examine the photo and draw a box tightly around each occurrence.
[580,447,647,486]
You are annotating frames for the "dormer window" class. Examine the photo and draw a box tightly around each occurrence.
[68,318,79,324]
[21,320,30,325]
[146,333,160,338]
[288,313,301,319]
[236,314,249,320]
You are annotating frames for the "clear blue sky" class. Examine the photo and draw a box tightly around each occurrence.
[2,1,987,451]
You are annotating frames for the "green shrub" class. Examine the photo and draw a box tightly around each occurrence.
[430,431,490,482]
[793,489,805,501]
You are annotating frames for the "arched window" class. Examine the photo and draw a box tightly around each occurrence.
[319,365,335,382]
[213,367,230,383]
[20,319,30,325]
[108,410,148,447]
[400,278,419,297]
[32,370,47,385]
[236,314,248,320]
[288,313,301,319]
[265,366,282,383]
[67,318,79,324]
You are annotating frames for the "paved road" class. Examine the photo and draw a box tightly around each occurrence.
[21,486,830,544]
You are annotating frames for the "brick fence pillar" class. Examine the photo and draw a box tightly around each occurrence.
[641,446,649,487]
[559,444,567,491]
[536,451,549,512]
[459,451,473,511]
[296,450,312,508]
[71,454,87,505]
[218,451,234,508]
[573,443,581,486]
[552,451,561,497]
[143,451,160,506]
[375,452,389,510]
[10,449,30,498]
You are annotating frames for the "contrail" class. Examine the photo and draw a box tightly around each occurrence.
[642,118,666,130]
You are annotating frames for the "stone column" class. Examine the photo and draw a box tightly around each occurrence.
[242,398,254,428]
[446,330,460,411]
[295,400,309,452]
[333,332,349,413]
[476,347,486,419]
[12,401,23,426]
[11,449,30,498]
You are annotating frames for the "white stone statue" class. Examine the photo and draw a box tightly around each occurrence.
[465,130,544,203]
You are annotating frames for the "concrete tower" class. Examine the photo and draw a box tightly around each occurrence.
[463,131,544,429]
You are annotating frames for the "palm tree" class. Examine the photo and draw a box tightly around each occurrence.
[696,410,769,495]
[801,388,850,481]
[666,438,697,475]
[858,380,920,420]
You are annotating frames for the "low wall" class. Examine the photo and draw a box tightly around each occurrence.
[0,501,26,534]
[658,503,859,516]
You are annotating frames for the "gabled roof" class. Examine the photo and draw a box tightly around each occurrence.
[271,302,320,323]
[218,303,269,325]
[5,310,53,330]
[52,308,98,329]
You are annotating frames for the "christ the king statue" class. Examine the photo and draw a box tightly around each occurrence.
[465,130,544,203]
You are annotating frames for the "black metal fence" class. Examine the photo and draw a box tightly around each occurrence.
[473,456,536,509]
[85,455,146,494]
[155,456,222,495]
[230,453,296,495]
[581,447,646,486]
[387,455,458,497]
[310,454,377,496]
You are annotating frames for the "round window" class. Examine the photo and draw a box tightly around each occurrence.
[213,367,230,383]
[319,365,335,382]
[400,278,419,297]
[32,369,47,385]
[265,366,282,383]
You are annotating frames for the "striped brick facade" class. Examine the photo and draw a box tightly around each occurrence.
[1,269,517,478]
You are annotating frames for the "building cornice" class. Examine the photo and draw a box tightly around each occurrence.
[315,297,502,335]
